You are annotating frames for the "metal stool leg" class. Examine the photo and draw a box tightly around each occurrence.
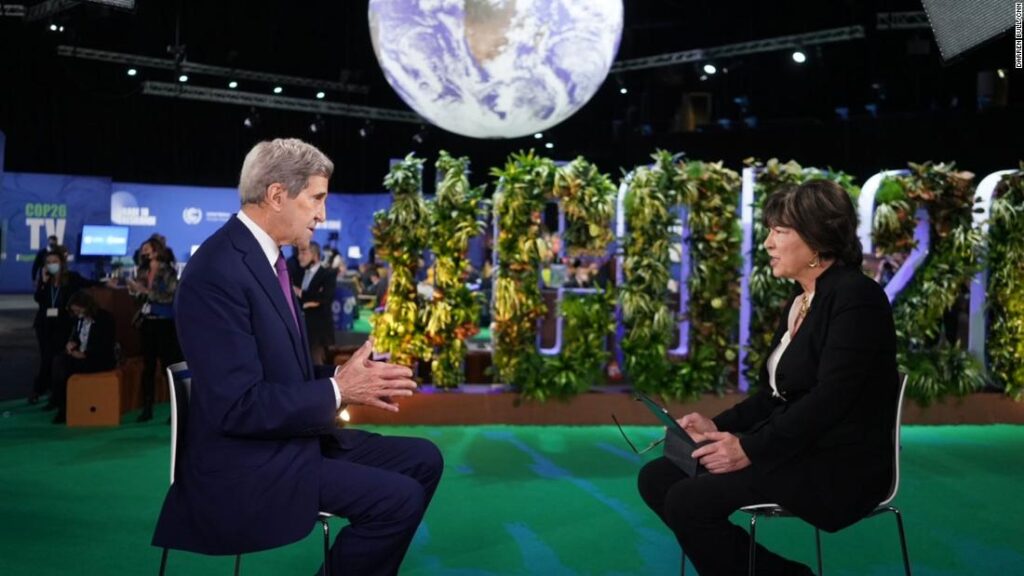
[889,507,912,576]
[233,554,241,576]
[159,548,169,576]
[321,517,332,576]
[748,514,759,576]
[815,526,823,576]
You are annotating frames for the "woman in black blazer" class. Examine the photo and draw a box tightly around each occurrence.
[50,290,118,423]
[637,180,900,575]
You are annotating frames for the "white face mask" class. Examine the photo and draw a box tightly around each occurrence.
[46,263,61,275]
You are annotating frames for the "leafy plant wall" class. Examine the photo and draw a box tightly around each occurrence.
[370,154,432,367]
[621,152,742,398]
[539,157,618,400]
[872,162,986,403]
[490,151,553,394]
[985,165,1024,399]
[425,152,489,388]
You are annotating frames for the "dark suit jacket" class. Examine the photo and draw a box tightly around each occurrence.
[712,263,899,532]
[70,309,117,372]
[152,216,354,555]
[299,265,337,348]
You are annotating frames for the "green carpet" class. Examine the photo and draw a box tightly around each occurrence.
[1,399,1022,575]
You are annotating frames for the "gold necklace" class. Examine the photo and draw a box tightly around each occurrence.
[798,292,813,321]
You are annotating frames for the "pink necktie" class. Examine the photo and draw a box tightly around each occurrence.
[274,253,299,330]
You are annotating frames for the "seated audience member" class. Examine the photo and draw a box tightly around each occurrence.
[637,180,899,576]
[50,291,117,423]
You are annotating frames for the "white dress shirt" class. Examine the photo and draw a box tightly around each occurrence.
[236,209,342,408]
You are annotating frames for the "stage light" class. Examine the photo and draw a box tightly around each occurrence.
[619,87,628,94]
[127,68,137,77]
[534,132,543,139]
[228,81,238,89]
[997,69,1006,79]
[316,91,326,99]
[178,74,188,83]
[700,74,708,82]
[703,63,717,75]
[309,115,325,134]
[273,86,283,94]
[59,25,64,32]
[792,50,807,63]
[243,107,260,129]
[358,120,374,139]
[339,408,351,423]
[49,24,57,31]
[545,142,554,149]
[834,106,850,120]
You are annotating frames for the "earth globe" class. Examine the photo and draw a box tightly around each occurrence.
[368,0,624,139]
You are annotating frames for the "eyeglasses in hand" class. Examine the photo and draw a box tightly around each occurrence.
[611,413,665,455]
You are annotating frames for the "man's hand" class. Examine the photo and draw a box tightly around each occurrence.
[292,285,302,298]
[333,340,417,413]
[677,412,718,442]
[69,350,86,360]
[691,431,751,474]
[65,341,78,354]
[302,301,319,309]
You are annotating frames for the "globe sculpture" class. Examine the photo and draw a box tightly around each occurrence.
[368,0,624,139]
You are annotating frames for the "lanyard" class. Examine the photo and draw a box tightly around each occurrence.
[50,285,60,308]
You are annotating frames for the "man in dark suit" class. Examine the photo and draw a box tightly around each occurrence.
[293,241,337,364]
[152,138,442,576]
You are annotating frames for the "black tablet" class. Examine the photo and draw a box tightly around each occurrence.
[634,392,711,476]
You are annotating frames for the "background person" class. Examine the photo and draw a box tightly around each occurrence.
[50,291,117,424]
[126,236,182,422]
[292,241,337,364]
[30,248,96,406]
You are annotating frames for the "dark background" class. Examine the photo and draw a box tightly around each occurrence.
[0,0,1020,193]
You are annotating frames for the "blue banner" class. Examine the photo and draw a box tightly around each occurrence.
[1,168,391,293]
[0,172,112,293]
[325,194,391,266]
[110,182,241,265]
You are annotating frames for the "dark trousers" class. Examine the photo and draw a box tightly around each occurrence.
[140,318,182,410]
[51,354,109,418]
[638,457,814,576]
[318,434,444,576]
[33,325,60,397]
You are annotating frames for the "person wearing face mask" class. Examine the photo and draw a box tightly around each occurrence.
[50,291,117,424]
[31,235,60,282]
[127,236,182,422]
[31,248,98,406]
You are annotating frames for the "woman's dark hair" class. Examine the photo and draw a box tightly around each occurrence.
[762,179,863,267]
[66,290,99,318]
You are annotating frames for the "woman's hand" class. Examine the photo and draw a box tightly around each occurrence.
[677,412,718,442]
[691,431,751,474]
